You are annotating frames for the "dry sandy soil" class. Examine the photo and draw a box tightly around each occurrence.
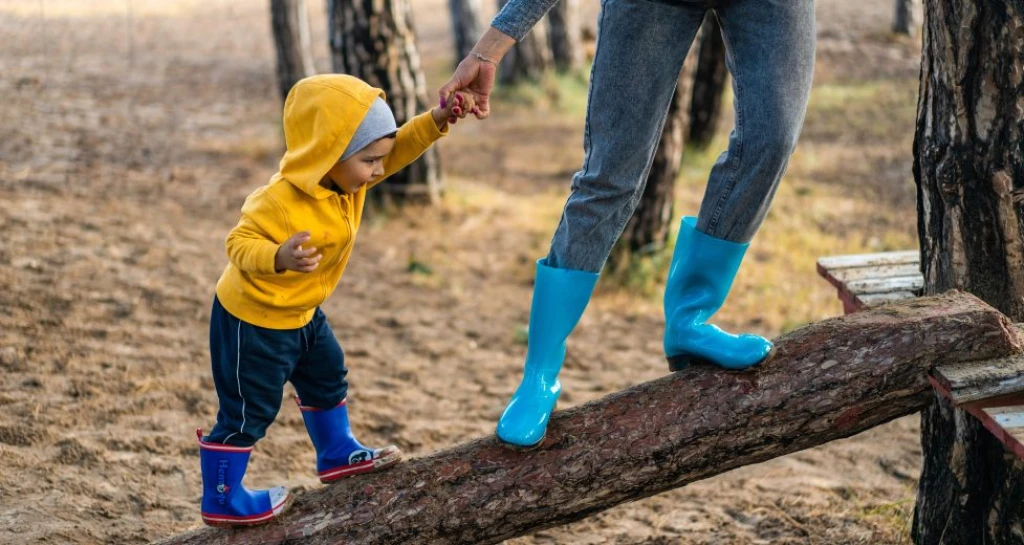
[0,0,926,543]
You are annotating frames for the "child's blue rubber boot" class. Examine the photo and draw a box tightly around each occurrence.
[296,397,402,483]
[496,259,599,448]
[663,216,773,371]
[197,429,292,527]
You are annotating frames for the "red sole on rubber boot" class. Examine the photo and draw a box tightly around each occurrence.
[201,493,294,528]
[319,446,402,484]
[667,348,776,372]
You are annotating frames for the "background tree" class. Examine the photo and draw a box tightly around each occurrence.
[687,12,728,149]
[497,0,552,84]
[546,0,582,72]
[270,0,315,102]
[448,0,484,67]
[911,0,1024,542]
[327,0,442,205]
[892,0,917,36]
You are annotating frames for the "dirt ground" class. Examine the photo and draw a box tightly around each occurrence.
[0,0,925,543]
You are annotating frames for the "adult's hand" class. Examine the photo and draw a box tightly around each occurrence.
[438,27,516,120]
[438,55,497,120]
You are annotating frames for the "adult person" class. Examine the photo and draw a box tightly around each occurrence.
[439,0,815,448]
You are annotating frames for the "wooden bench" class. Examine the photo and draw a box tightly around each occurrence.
[817,249,1024,461]
[816,250,923,314]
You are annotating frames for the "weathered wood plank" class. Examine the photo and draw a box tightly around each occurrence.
[816,250,919,270]
[825,262,922,284]
[156,292,1020,545]
[859,291,919,307]
[845,275,924,295]
[934,357,1024,403]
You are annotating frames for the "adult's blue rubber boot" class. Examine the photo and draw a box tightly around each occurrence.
[296,397,402,483]
[663,217,774,371]
[496,258,599,448]
[197,429,291,527]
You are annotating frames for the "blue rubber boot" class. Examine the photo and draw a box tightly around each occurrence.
[296,397,402,483]
[663,217,774,371]
[197,429,291,527]
[496,259,599,448]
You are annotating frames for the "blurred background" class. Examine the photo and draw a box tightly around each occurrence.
[0,0,926,543]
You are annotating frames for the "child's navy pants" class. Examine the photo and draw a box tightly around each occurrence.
[206,296,348,446]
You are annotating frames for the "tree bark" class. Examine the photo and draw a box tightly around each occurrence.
[327,0,442,205]
[497,0,551,84]
[893,0,917,36]
[688,12,728,149]
[270,0,315,102]
[608,34,700,269]
[448,0,484,67]
[156,292,1019,545]
[547,0,583,72]
[912,0,1024,542]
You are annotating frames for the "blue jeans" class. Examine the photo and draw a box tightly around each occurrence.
[206,297,349,447]
[546,0,816,272]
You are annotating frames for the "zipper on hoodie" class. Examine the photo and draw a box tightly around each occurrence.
[320,192,355,304]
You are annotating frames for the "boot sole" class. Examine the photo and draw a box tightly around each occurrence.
[202,492,294,528]
[667,346,776,372]
[497,433,545,451]
[320,446,403,484]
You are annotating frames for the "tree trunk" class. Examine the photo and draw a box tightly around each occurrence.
[912,0,1024,542]
[893,0,917,36]
[547,0,583,72]
[270,0,315,102]
[608,34,700,270]
[156,292,1020,545]
[327,0,442,205]
[497,0,551,84]
[448,0,484,67]
[688,12,728,149]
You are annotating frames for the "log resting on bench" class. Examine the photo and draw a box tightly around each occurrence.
[156,292,1019,545]
[818,251,1024,464]
[930,333,1024,461]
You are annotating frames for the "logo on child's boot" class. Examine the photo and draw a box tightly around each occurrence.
[217,459,231,504]
[348,449,372,464]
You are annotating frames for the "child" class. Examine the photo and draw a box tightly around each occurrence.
[196,74,474,527]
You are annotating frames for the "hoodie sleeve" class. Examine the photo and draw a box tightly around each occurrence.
[225,188,287,275]
[372,111,449,188]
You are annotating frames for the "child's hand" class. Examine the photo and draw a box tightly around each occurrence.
[431,92,477,129]
[274,231,322,273]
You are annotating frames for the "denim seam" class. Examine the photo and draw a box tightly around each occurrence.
[707,12,743,236]
[579,2,606,179]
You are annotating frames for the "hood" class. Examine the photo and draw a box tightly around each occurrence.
[274,74,385,199]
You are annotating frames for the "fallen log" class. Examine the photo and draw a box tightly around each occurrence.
[156,291,1020,545]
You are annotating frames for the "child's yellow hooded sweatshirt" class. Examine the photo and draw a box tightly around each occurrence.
[215,74,447,329]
